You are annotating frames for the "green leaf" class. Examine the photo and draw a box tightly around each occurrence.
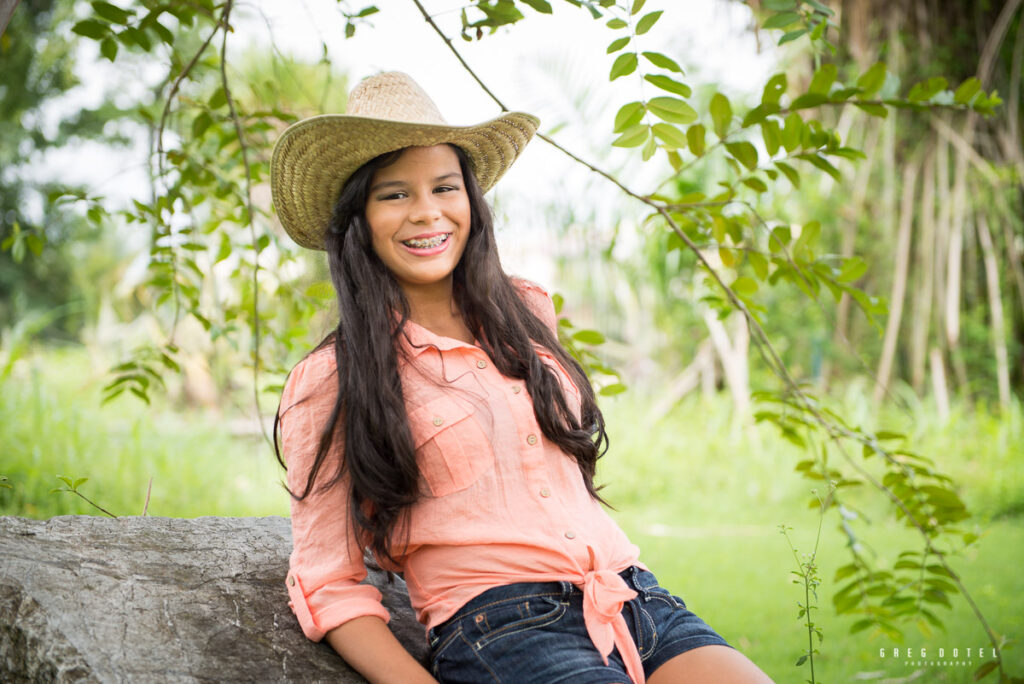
[741,104,778,128]
[763,11,799,29]
[779,28,808,45]
[686,123,706,156]
[726,141,758,170]
[630,0,647,14]
[647,97,698,124]
[610,52,638,80]
[71,19,109,40]
[520,0,553,13]
[781,112,803,151]
[100,37,118,62]
[635,10,662,34]
[762,73,787,105]
[791,93,829,109]
[854,102,888,117]
[857,62,887,96]
[742,176,767,192]
[761,119,781,155]
[644,74,691,97]
[208,87,227,109]
[641,133,657,160]
[808,63,837,95]
[573,329,606,345]
[599,383,627,396]
[954,76,982,105]
[192,111,213,139]
[795,655,808,666]
[652,123,688,149]
[606,17,627,29]
[614,101,645,132]
[801,153,841,180]
[749,251,769,279]
[837,256,867,282]
[908,76,948,102]
[710,93,732,139]
[763,0,795,9]
[73,477,89,489]
[642,51,683,73]
[607,36,630,53]
[732,276,758,296]
[92,1,132,24]
[612,124,649,148]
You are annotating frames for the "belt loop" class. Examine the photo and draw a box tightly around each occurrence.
[559,580,573,598]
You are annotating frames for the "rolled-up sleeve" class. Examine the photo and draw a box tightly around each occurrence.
[279,349,391,641]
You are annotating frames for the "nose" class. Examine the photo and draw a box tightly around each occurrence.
[409,193,442,224]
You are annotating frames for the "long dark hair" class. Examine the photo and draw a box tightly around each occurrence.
[276,144,608,564]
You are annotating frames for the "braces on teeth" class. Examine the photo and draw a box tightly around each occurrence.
[403,234,450,249]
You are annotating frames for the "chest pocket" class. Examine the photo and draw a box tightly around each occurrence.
[408,395,495,498]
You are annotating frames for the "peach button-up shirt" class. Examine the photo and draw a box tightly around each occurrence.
[280,279,645,682]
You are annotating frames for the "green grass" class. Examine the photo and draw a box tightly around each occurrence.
[2,345,1022,682]
[598,389,1024,683]
[0,346,287,518]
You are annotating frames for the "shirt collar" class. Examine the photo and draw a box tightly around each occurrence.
[399,317,480,358]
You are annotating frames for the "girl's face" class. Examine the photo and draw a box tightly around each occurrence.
[365,145,471,300]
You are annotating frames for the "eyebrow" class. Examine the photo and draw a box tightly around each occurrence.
[369,172,463,193]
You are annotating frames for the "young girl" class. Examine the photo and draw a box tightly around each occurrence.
[272,72,771,684]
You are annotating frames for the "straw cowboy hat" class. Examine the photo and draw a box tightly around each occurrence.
[270,71,540,250]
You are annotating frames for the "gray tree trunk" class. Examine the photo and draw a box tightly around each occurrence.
[0,515,428,683]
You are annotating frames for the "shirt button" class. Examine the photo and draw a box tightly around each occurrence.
[539,488,551,498]
[476,359,487,369]
[564,531,576,540]
[526,434,538,445]
[432,416,444,427]
[512,385,522,394]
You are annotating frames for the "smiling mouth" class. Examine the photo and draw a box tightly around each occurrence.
[402,233,451,249]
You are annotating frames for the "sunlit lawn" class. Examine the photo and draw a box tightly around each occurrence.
[2,345,1022,682]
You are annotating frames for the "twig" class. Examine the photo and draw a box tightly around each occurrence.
[142,477,153,516]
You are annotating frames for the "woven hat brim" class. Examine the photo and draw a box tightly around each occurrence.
[271,112,540,251]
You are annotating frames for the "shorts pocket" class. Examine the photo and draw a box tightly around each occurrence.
[408,395,495,497]
[466,595,567,649]
[634,569,687,609]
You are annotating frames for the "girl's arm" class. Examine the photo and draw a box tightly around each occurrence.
[326,616,437,683]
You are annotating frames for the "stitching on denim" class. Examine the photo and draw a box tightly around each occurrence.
[448,589,566,625]
[472,598,567,650]
[635,599,660,661]
[432,624,466,665]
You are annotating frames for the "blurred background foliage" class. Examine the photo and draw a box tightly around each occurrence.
[1,0,1022,681]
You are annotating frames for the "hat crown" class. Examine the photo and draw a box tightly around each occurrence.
[346,71,448,125]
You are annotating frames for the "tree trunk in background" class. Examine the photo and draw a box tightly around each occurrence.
[976,211,1012,409]
[703,311,749,416]
[0,0,19,37]
[874,159,919,404]
[910,145,936,394]
[828,0,1024,405]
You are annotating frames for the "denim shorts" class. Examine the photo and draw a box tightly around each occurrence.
[427,566,731,683]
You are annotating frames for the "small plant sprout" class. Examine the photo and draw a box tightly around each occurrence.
[781,484,833,684]
[51,476,118,518]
